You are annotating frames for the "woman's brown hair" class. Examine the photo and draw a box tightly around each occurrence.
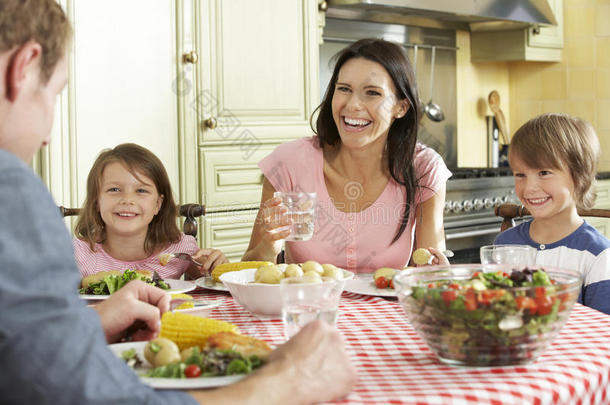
[509,113,600,209]
[75,143,181,254]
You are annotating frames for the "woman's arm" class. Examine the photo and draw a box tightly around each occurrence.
[242,177,291,263]
[413,184,447,264]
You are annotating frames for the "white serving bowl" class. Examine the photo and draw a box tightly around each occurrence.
[220,268,353,317]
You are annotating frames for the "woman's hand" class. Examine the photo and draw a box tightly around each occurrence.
[93,280,170,343]
[189,248,229,278]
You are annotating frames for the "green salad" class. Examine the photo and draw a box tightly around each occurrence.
[403,268,578,366]
[122,347,264,378]
[79,269,170,295]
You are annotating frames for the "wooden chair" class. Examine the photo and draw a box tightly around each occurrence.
[495,203,610,232]
[58,203,206,237]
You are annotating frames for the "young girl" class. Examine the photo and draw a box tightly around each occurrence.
[495,113,610,314]
[73,143,228,280]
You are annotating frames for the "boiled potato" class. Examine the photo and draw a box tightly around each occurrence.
[322,264,344,280]
[374,267,396,281]
[254,264,284,284]
[144,337,181,367]
[180,346,200,362]
[302,270,323,283]
[284,264,303,278]
[412,248,433,265]
[302,260,324,275]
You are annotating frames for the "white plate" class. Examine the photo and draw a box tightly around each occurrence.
[194,276,229,292]
[80,279,196,301]
[344,274,397,297]
[174,300,221,317]
[108,341,244,389]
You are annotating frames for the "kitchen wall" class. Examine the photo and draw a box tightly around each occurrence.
[457,0,610,170]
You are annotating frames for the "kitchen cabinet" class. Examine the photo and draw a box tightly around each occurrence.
[177,0,321,256]
[470,0,563,62]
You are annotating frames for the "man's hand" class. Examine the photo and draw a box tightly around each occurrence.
[93,280,170,343]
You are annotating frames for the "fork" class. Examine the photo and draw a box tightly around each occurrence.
[158,252,201,267]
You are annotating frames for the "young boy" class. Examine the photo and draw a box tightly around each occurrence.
[495,113,610,315]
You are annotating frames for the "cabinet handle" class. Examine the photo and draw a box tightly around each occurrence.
[319,1,328,12]
[202,117,217,130]
[182,50,198,64]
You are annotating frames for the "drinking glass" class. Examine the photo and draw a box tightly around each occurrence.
[480,244,537,267]
[280,277,344,340]
[273,191,316,241]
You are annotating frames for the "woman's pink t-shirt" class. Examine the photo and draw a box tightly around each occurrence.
[259,136,452,273]
[73,233,199,279]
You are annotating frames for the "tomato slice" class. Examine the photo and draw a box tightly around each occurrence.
[516,296,537,315]
[442,290,458,305]
[464,289,477,311]
[184,364,201,378]
[375,277,389,289]
[535,295,554,315]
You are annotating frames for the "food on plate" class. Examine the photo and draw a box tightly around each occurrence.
[212,261,273,282]
[170,293,195,310]
[207,331,272,359]
[158,253,173,266]
[254,264,284,284]
[302,260,324,275]
[373,267,397,289]
[79,269,169,295]
[402,267,577,365]
[252,261,346,284]
[412,248,433,265]
[159,311,239,351]
[144,337,181,367]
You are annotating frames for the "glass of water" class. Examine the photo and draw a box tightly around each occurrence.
[480,244,537,268]
[274,191,316,241]
[280,276,344,340]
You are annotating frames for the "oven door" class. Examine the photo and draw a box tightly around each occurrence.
[444,214,502,264]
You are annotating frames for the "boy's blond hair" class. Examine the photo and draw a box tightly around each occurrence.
[509,113,599,209]
[0,0,72,82]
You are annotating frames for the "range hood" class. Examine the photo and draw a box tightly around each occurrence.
[326,0,557,31]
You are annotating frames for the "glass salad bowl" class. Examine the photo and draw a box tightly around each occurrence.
[394,264,582,367]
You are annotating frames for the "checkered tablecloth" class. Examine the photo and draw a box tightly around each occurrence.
[190,287,610,404]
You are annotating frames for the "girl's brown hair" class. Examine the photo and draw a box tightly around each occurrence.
[75,143,181,254]
[509,113,599,209]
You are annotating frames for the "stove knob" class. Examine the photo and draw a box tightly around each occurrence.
[452,201,464,213]
[463,200,474,212]
[493,197,503,207]
[502,195,511,203]
[444,201,453,214]
[473,198,484,210]
[483,198,494,209]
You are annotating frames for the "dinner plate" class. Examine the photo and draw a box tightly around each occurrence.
[194,276,229,292]
[80,279,196,301]
[344,274,397,297]
[108,341,244,389]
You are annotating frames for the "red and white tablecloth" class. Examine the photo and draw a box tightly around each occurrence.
[190,287,610,405]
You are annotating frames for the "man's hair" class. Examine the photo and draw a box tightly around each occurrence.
[0,0,72,82]
[509,113,600,209]
[75,143,182,254]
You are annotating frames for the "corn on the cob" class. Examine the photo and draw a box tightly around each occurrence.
[211,261,273,282]
[160,312,239,350]
[170,293,194,309]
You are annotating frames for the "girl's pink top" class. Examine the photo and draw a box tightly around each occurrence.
[259,136,452,273]
[73,233,199,279]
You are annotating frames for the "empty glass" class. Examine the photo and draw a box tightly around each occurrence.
[480,244,537,267]
[274,191,316,241]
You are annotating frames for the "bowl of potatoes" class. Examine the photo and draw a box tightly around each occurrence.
[220,261,353,317]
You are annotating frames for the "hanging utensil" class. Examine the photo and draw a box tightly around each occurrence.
[488,90,509,145]
[424,46,445,122]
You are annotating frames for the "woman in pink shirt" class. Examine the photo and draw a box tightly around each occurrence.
[73,143,228,279]
[243,39,451,273]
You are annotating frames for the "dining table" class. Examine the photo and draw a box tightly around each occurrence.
[188,286,610,404]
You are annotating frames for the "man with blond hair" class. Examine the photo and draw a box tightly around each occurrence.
[0,1,355,404]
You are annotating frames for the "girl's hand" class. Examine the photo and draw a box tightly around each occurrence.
[191,248,229,277]
[259,196,292,242]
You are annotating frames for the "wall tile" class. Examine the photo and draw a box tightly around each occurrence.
[541,100,568,113]
[596,4,610,36]
[542,69,568,98]
[565,38,595,68]
[596,69,610,97]
[568,69,596,98]
[564,4,596,38]
[597,99,610,130]
[567,100,596,126]
[597,38,610,67]
[514,101,542,130]
[598,130,610,171]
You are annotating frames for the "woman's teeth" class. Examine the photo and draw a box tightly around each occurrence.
[343,117,371,127]
[528,197,549,204]
[117,213,136,217]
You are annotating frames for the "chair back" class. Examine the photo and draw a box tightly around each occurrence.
[58,203,206,237]
[495,203,610,232]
